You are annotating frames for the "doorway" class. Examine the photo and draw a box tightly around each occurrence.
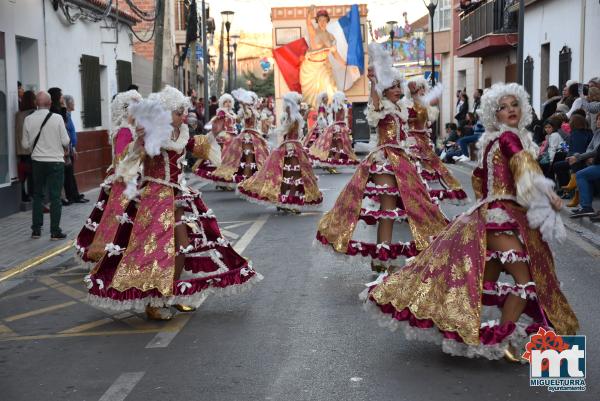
[16,37,39,92]
[540,43,550,105]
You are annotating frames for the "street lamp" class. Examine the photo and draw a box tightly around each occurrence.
[414,29,425,66]
[201,0,211,124]
[221,10,234,92]
[422,0,438,85]
[386,20,397,57]
[231,34,240,89]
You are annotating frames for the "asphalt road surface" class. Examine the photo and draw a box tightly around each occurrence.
[0,162,598,401]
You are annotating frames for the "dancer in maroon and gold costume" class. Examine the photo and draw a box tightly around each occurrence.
[367,83,578,361]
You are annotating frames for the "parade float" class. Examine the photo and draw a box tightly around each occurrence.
[271,4,370,143]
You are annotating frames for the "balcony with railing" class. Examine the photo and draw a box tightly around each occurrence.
[456,0,518,58]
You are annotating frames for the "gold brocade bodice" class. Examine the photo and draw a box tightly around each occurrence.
[473,139,517,200]
[377,113,406,146]
[408,102,428,130]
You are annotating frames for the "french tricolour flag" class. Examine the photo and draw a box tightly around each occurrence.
[272,4,365,93]
[327,4,365,91]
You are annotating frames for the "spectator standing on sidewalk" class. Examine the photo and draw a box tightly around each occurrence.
[557,81,578,113]
[541,85,562,122]
[455,92,469,125]
[22,91,70,240]
[208,95,218,119]
[63,95,88,204]
[472,89,482,114]
[17,81,24,110]
[15,90,36,202]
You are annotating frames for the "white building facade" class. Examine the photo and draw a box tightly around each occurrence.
[523,0,600,114]
[0,0,137,217]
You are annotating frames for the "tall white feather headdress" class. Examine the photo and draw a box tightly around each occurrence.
[331,91,347,113]
[316,92,329,107]
[281,91,305,133]
[232,88,255,105]
[368,42,403,95]
[129,99,173,157]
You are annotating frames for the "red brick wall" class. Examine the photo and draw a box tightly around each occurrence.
[74,130,112,192]
[119,0,157,61]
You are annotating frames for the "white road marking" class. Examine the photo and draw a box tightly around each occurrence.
[220,229,240,240]
[143,215,268,349]
[234,214,269,254]
[98,371,145,401]
[566,232,600,258]
[145,313,193,349]
[145,330,182,349]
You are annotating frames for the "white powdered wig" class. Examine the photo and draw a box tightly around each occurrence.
[232,88,255,105]
[129,99,173,157]
[480,83,532,132]
[331,91,347,113]
[110,89,142,133]
[218,93,234,109]
[316,91,329,107]
[152,85,191,112]
[476,83,537,166]
[368,42,403,95]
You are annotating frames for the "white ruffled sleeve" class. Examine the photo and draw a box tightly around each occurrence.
[366,102,386,127]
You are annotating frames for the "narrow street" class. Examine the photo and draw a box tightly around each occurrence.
[0,164,598,401]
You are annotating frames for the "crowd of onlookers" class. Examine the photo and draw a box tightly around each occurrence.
[439,88,484,163]
[15,82,91,240]
[439,77,600,222]
[535,78,600,220]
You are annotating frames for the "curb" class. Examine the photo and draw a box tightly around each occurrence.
[0,241,74,283]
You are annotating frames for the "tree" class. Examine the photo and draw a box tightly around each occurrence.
[242,70,274,98]
[212,21,225,95]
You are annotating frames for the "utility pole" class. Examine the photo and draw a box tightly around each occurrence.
[152,0,165,92]
[189,0,199,96]
[516,0,525,84]
[202,0,210,124]
[214,21,225,95]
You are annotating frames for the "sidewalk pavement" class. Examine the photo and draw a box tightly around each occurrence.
[0,187,99,276]
[0,174,207,280]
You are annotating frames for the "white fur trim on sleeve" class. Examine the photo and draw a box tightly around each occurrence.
[517,174,566,243]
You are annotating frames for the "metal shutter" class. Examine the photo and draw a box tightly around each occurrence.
[117,60,132,92]
[524,56,534,96]
[80,55,102,128]
[558,46,572,91]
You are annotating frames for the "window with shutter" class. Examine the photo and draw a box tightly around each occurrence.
[558,46,572,91]
[116,60,132,92]
[524,56,534,96]
[80,55,101,128]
